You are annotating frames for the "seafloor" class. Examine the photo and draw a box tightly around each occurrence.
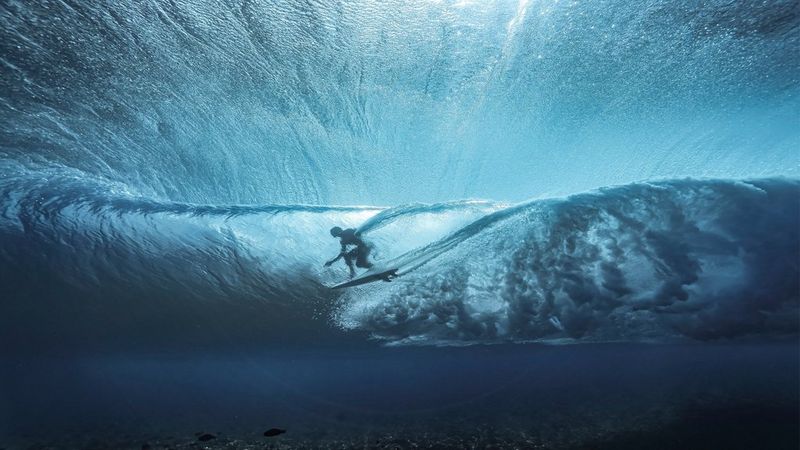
[8,399,799,450]
[3,343,797,450]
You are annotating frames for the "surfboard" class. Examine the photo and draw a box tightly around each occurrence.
[331,268,399,289]
[329,224,465,290]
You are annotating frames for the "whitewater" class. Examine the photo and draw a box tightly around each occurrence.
[2,166,797,350]
[2,1,799,448]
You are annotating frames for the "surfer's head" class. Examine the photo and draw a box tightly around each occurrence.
[330,226,343,237]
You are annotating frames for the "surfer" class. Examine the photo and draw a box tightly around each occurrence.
[324,226,373,278]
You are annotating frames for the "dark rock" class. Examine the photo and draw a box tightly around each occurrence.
[263,428,286,437]
[141,444,151,450]
[198,433,216,442]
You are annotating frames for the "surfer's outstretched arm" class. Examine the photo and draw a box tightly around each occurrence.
[324,242,349,267]
[324,252,344,267]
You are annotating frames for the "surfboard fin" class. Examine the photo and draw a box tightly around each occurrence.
[380,269,399,282]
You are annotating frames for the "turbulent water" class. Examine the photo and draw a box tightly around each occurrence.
[2,1,799,448]
[1,1,799,348]
[1,173,798,351]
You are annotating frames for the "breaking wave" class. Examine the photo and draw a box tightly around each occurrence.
[1,170,797,350]
[336,178,800,345]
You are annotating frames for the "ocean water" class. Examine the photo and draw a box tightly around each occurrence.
[1,0,798,448]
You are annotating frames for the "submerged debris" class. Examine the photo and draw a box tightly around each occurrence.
[263,428,286,437]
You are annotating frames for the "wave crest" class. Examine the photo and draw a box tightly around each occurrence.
[337,178,800,345]
[1,174,797,351]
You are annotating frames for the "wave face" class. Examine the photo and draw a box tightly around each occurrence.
[0,167,501,352]
[336,178,800,345]
[1,1,798,352]
[1,1,799,205]
[1,175,797,351]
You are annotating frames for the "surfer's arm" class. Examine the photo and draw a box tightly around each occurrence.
[324,253,342,266]
[324,244,347,266]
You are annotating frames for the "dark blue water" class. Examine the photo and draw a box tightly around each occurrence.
[2,343,798,448]
[1,0,799,448]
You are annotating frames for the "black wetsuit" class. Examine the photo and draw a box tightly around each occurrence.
[339,228,372,270]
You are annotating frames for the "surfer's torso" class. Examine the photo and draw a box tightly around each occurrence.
[339,228,365,249]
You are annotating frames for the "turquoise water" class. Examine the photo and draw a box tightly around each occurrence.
[1,0,798,448]
[2,0,798,204]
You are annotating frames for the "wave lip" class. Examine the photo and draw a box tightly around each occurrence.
[337,178,800,346]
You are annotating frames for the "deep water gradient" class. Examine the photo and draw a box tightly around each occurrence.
[1,0,798,448]
[1,343,798,449]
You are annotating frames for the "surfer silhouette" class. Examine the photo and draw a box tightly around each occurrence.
[324,226,373,278]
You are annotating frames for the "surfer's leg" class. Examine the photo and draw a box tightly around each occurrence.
[355,246,373,269]
[344,250,357,278]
